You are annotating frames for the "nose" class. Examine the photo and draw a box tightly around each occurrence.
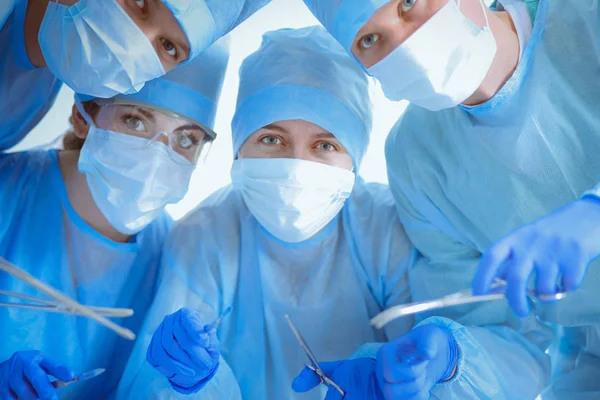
[152,132,170,147]
[291,146,314,163]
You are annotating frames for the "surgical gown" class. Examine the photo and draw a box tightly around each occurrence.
[0,150,170,399]
[116,180,416,400]
[385,0,600,398]
[0,0,62,151]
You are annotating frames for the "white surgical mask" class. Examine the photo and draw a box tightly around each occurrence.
[78,127,194,235]
[367,0,497,111]
[231,158,355,243]
[39,0,165,98]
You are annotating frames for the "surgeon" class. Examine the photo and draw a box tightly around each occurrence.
[0,0,270,152]
[115,26,416,400]
[0,38,229,400]
[304,0,600,398]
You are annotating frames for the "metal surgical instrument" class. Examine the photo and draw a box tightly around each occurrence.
[0,257,136,340]
[285,315,345,398]
[52,368,106,389]
[371,279,568,329]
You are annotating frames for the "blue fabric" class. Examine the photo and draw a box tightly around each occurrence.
[163,0,271,59]
[232,26,372,169]
[0,150,171,399]
[385,0,600,398]
[77,36,230,133]
[116,181,416,399]
[301,0,387,54]
[0,0,62,151]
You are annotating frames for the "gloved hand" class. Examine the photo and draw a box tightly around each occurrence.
[292,358,383,400]
[0,350,74,400]
[473,196,600,317]
[147,307,221,394]
[376,325,459,400]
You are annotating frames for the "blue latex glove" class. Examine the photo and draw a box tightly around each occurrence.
[376,325,459,400]
[0,350,74,400]
[473,196,600,317]
[146,307,221,394]
[292,358,383,400]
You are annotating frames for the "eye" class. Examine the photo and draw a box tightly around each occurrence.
[135,0,145,9]
[359,33,380,50]
[401,0,416,12]
[161,39,178,57]
[125,117,145,132]
[174,133,198,150]
[317,142,337,152]
[260,136,281,145]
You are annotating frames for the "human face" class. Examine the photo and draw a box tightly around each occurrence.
[238,120,354,171]
[116,0,191,71]
[352,0,486,68]
[95,104,211,164]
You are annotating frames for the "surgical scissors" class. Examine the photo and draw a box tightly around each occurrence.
[285,315,345,398]
[0,257,136,340]
[371,279,568,329]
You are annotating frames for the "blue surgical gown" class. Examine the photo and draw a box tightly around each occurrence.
[0,0,62,151]
[385,0,600,398]
[0,150,171,399]
[116,180,416,399]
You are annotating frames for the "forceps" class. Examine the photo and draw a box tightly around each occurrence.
[371,279,568,329]
[0,257,136,340]
[285,315,345,398]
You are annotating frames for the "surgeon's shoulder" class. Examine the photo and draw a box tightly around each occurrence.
[166,185,247,250]
[385,105,452,185]
[347,181,412,247]
[0,150,53,189]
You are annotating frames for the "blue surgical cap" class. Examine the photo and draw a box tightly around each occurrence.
[302,0,387,54]
[76,37,230,134]
[163,0,271,59]
[232,26,373,168]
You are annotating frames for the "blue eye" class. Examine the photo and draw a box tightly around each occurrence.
[317,142,336,152]
[125,117,145,132]
[360,33,380,50]
[402,0,416,12]
[261,136,281,145]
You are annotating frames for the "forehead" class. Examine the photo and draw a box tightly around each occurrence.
[260,120,337,138]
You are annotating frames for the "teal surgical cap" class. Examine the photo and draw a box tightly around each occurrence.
[164,0,271,59]
[232,26,373,168]
[76,37,230,135]
[301,0,388,54]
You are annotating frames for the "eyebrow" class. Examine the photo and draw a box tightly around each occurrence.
[174,124,205,133]
[313,132,336,139]
[260,124,289,134]
[133,107,156,123]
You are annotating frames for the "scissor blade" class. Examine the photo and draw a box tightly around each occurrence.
[52,368,106,389]
[285,315,321,369]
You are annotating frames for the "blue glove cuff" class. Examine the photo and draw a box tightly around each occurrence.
[169,361,220,395]
[440,328,459,382]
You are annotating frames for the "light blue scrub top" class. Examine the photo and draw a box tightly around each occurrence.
[386,0,600,398]
[0,0,62,151]
[0,150,171,399]
[116,181,416,400]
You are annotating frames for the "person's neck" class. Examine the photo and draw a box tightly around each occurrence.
[58,150,132,243]
[463,10,520,106]
[23,0,49,68]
